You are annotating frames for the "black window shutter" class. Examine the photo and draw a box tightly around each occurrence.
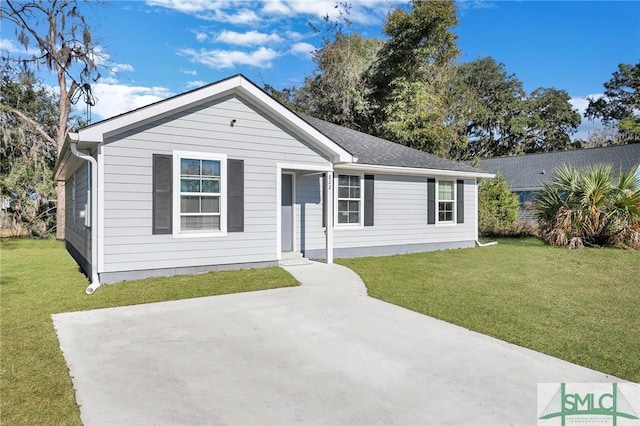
[321,174,326,228]
[457,179,464,224]
[364,174,374,226]
[427,178,436,225]
[227,159,244,232]
[152,154,172,235]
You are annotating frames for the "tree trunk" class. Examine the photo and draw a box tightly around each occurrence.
[55,181,65,240]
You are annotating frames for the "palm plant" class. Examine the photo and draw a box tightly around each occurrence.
[535,164,640,249]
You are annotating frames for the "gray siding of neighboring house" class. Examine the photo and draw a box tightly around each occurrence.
[65,160,92,276]
[302,176,477,259]
[100,94,331,282]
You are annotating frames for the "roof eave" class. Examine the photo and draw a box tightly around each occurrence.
[54,133,100,181]
[335,163,495,179]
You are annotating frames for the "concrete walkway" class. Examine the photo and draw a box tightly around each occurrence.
[54,261,622,426]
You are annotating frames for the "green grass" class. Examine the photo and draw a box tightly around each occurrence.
[0,238,298,425]
[338,238,640,383]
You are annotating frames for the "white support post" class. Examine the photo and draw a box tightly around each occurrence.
[325,171,334,264]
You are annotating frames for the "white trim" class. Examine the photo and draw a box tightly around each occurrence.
[172,151,227,238]
[436,179,456,225]
[281,171,296,253]
[474,178,479,242]
[334,173,364,228]
[335,163,494,179]
[76,75,353,163]
[325,171,334,264]
[277,162,333,172]
[97,144,105,273]
[276,166,282,260]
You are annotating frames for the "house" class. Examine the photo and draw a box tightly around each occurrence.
[54,75,494,294]
[480,144,640,219]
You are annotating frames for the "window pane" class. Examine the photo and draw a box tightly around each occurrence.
[439,201,453,222]
[338,175,349,186]
[181,215,220,231]
[337,199,359,224]
[181,196,200,213]
[350,187,360,198]
[201,178,220,193]
[181,158,200,176]
[201,196,220,213]
[201,160,220,177]
[338,186,350,198]
[181,178,200,192]
[439,181,454,201]
[350,175,360,186]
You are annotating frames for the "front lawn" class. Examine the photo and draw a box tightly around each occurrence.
[338,238,640,383]
[0,238,298,425]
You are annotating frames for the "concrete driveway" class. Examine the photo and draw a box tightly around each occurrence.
[53,261,621,425]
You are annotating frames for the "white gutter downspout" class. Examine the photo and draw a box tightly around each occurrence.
[69,139,101,294]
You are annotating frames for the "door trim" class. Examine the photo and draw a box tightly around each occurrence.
[281,171,295,253]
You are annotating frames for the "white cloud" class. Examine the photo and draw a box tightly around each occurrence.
[195,31,209,42]
[144,0,260,23]
[178,46,279,69]
[186,80,207,89]
[110,63,135,73]
[216,30,283,46]
[289,42,314,60]
[144,0,400,25]
[0,38,40,56]
[285,30,304,41]
[181,69,198,75]
[570,94,605,140]
[260,0,402,24]
[88,83,173,121]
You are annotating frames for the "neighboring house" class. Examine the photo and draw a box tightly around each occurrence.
[480,144,640,219]
[54,74,493,292]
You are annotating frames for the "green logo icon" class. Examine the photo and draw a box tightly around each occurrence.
[539,383,639,426]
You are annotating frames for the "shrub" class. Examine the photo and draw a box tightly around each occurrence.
[535,164,640,249]
[478,174,521,237]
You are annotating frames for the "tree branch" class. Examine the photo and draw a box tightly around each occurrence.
[0,104,56,146]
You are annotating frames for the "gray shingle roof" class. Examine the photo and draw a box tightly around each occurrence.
[301,115,484,173]
[480,144,640,190]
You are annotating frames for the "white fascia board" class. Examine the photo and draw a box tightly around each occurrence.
[236,80,353,163]
[79,76,241,142]
[334,163,495,179]
[54,133,100,180]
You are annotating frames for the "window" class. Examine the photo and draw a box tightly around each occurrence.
[173,152,226,235]
[337,174,361,225]
[438,180,455,223]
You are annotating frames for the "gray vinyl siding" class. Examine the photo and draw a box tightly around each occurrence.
[310,176,476,253]
[100,94,330,275]
[65,161,92,275]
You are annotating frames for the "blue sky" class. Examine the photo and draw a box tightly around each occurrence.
[2,0,639,139]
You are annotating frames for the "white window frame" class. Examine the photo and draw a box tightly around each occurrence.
[436,179,456,225]
[172,151,227,238]
[335,174,364,227]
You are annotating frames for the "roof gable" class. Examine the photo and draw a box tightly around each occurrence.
[77,74,353,163]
